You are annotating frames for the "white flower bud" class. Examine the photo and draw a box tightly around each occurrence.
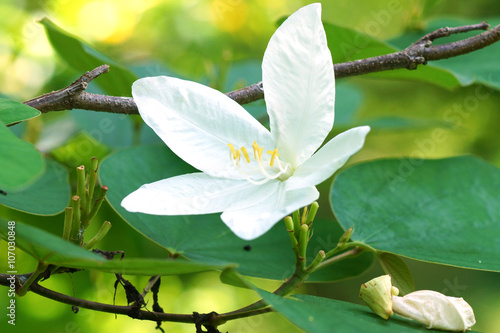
[392,290,476,332]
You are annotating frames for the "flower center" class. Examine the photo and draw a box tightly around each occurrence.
[227,141,292,185]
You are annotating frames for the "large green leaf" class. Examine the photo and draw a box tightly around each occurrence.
[62,258,227,276]
[0,99,40,125]
[390,18,500,90]
[256,292,479,333]
[0,220,104,265]
[0,220,227,275]
[323,22,460,89]
[0,159,70,215]
[100,145,373,281]
[40,18,137,97]
[0,122,44,191]
[331,156,500,272]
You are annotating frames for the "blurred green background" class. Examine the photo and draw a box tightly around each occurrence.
[1,0,500,332]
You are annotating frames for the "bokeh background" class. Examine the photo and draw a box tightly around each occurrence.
[1,0,500,332]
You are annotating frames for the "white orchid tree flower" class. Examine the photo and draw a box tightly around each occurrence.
[392,290,476,332]
[121,3,370,240]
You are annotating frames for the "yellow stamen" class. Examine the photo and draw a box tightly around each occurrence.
[267,149,279,167]
[241,147,250,163]
[228,143,237,160]
[258,147,263,160]
[252,141,260,160]
[228,141,292,185]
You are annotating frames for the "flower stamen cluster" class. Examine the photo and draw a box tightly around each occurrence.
[227,142,291,185]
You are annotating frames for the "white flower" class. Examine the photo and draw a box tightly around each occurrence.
[392,290,476,332]
[121,3,370,240]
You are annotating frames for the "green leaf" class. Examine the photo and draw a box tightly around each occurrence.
[39,18,137,97]
[377,252,415,296]
[323,22,460,89]
[334,83,364,127]
[0,220,104,265]
[100,145,373,281]
[59,258,230,276]
[0,99,40,125]
[0,159,70,215]
[331,156,500,272]
[0,220,226,275]
[219,268,252,290]
[0,122,44,191]
[256,292,479,333]
[70,109,134,148]
[390,18,500,90]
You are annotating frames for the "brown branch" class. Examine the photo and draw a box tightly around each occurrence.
[22,22,500,114]
[0,272,271,326]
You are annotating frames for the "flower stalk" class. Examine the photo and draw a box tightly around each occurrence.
[83,221,112,249]
[62,207,73,241]
[70,195,81,244]
[76,165,88,217]
[87,157,99,210]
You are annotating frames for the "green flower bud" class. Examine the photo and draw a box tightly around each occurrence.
[359,275,395,320]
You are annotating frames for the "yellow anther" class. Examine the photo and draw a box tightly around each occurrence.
[228,143,237,159]
[258,147,264,160]
[252,141,260,160]
[241,146,250,163]
[267,149,279,167]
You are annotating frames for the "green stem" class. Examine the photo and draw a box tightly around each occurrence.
[62,207,73,241]
[316,247,363,270]
[284,216,299,258]
[324,241,377,259]
[76,165,87,218]
[70,196,81,244]
[292,210,300,240]
[87,157,99,212]
[300,206,308,224]
[83,221,112,249]
[86,185,108,227]
[305,202,319,225]
[17,262,49,296]
[306,250,325,272]
[298,224,309,269]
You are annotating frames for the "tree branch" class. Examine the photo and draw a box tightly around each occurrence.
[0,272,272,326]
[22,22,500,115]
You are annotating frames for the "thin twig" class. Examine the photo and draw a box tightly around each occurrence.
[415,21,489,44]
[21,22,500,114]
[24,65,111,112]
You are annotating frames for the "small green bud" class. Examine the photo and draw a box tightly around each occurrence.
[359,275,394,320]
[337,227,354,248]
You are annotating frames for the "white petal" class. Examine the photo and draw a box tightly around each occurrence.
[121,173,272,215]
[262,3,335,167]
[285,126,370,191]
[132,76,272,179]
[392,290,476,332]
[221,184,319,240]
